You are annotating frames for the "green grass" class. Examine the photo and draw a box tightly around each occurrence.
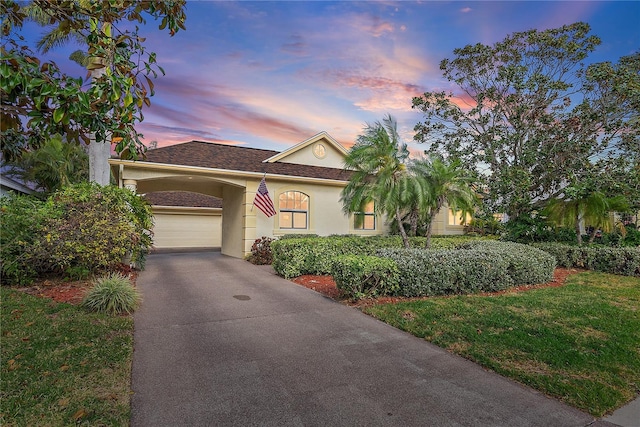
[362,272,640,417]
[1,287,134,426]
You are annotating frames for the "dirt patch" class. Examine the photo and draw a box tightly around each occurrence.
[290,268,584,308]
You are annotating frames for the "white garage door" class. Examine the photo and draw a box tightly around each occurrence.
[152,208,222,249]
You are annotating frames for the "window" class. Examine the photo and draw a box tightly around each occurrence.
[448,209,471,226]
[279,191,309,229]
[354,201,375,230]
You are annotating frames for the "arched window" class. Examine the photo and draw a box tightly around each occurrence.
[279,191,309,229]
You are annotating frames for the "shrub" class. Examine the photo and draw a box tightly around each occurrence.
[378,248,514,297]
[331,255,399,300]
[0,183,154,286]
[247,236,274,265]
[270,234,490,278]
[82,273,141,315]
[456,240,556,285]
[0,195,46,285]
[532,243,640,277]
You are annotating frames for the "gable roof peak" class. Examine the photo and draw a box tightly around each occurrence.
[263,131,348,164]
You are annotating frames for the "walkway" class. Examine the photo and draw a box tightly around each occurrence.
[131,251,620,426]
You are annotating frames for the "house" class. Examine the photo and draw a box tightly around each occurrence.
[109,132,467,258]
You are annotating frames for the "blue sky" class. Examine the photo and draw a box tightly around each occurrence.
[23,1,640,154]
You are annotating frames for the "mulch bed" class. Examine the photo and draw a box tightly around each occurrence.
[15,264,138,305]
[291,267,584,308]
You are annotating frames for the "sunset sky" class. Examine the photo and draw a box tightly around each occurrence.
[23,1,640,154]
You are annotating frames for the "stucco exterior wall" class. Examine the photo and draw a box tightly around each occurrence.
[250,178,389,241]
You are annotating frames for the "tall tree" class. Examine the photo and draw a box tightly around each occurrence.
[412,22,639,220]
[341,115,424,248]
[1,0,186,184]
[411,157,476,248]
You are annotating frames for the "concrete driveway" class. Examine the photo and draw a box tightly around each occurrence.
[131,251,616,426]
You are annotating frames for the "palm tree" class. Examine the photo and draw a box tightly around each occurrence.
[411,157,477,248]
[545,191,629,245]
[6,135,89,196]
[341,115,422,248]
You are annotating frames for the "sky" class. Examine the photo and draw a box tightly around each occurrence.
[20,1,640,154]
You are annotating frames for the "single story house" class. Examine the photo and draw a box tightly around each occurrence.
[109,132,467,258]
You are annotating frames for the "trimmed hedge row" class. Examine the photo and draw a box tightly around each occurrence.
[532,243,640,277]
[331,255,400,299]
[377,242,556,298]
[271,235,488,278]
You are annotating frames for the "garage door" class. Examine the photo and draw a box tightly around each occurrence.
[152,207,222,249]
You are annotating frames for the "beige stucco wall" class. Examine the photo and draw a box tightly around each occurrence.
[152,207,222,248]
[250,178,389,243]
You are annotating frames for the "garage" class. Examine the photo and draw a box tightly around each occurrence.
[144,192,222,250]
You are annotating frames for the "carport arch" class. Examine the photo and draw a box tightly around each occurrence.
[111,160,257,258]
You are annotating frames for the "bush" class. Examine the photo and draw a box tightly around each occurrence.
[270,235,490,278]
[532,243,640,277]
[0,195,46,285]
[377,241,555,298]
[82,273,141,315]
[377,248,513,297]
[331,255,400,300]
[247,236,274,265]
[0,183,154,286]
[456,240,556,285]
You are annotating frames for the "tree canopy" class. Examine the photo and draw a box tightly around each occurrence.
[1,0,186,166]
[412,22,640,220]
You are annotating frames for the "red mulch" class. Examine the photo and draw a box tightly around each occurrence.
[291,267,584,308]
[15,264,138,305]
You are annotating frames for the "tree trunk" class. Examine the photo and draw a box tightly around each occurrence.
[409,208,418,237]
[395,208,410,248]
[425,201,443,249]
[87,28,111,186]
[575,212,583,245]
[89,139,111,185]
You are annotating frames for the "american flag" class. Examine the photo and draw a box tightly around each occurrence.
[253,177,277,217]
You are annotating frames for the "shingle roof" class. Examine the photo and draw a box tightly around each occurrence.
[144,191,222,208]
[143,141,351,181]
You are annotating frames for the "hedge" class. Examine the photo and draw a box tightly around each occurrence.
[532,243,640,277]
[377,242,556,298]
[331,255,400,299]
[271,235,488,278]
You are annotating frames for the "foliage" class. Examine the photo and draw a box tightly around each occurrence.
[247,236,275,265]
[82,273,141,315]
[2,134,88,196]
[0,194,46,285]
[0,183,153,285]
[456,240,556,285]
[271,235,489,278]
[410,156,477,247]
[331,255,400,300]
[362,272,640,417]
[1,287,133,425]
[532,243,640,277]
[501,213,556,243]
[465,213,503,236]
[1,0,187,164]
[377,248,512,297]
[544,184,629,245]
[340,114,418,248]
[377,242,555,297]
[412,22,640,220]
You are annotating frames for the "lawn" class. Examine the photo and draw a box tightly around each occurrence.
[362,271,640,417]
[0,287,133,426]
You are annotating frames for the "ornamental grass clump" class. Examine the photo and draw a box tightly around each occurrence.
[82,273,141,315]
